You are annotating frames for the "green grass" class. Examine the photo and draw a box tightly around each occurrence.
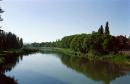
[38,47,130,65]
[39,47,75,56]
[101,54,130,65]
[1,47,129,65]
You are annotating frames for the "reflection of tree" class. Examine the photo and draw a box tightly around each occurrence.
[61,55,128,84]
[0,73,17,84]
[0,54,22,73]
[0,54,21,84]
[0,53,34,84]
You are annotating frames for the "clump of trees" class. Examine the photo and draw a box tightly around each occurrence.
[0,0,23,51]
[59,22,118,55]
[30,22,129,55]
[0,30,23,50]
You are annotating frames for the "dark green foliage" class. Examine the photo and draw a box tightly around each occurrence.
[29,40,61,48]
[90,32,104,55]
[105,21,110,35]
[0,30,23,50]
[61,55,126,84]
[103,37,110,49]
[98,25,104,34]
[0,1,23,50]
[61,35,77,48]
[83,34,92,53]
[19,38,23,48]
[70,35,80,51]
[29,22,129,56]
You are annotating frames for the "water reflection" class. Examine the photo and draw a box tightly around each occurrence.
[60,55,130,84]
[0,52,130,84]
[0,54,22,73]
[0,73,17,84]
[0,54,24,84]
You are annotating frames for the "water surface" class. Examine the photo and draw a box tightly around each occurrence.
[0,53,130,84]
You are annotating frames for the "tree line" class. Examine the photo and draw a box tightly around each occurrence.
[29,22,130,55]
[0,0,23,51]
[0,30,23,50]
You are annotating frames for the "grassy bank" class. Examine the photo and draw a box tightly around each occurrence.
[0,47,39,64]
[0,47,39,55]
[39,47,130,65]
[1,47,130,65]
[39,47,75,56]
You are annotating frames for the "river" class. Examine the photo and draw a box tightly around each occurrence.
[0,52,130,84]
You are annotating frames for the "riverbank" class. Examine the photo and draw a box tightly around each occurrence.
[0,47,39,54]
[39,47,130,65]
[0,47,39,64]
[1,47,130,66]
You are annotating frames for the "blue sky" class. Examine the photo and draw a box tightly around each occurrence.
[1,0,130,43]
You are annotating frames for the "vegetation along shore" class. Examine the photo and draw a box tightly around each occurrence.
[27,22,130,65]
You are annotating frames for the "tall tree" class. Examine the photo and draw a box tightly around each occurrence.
[0,0,23,50]
[105,21,110,35]
[20,38,23,48]
[0,0,4,30]
[0,1,4,22]
[98,25,104,34]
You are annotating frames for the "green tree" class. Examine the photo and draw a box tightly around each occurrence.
[0,0,23,50]
[103,37,110,51]
[70,35,80,51]
[105,21,110,35]
[83,34,92,53]
[98,25,104,34]
[90,32,104,55]
[19,38,23,48]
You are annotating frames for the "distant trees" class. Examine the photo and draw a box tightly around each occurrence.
[60,22,129,55]
[59,22,113,55]
[29,22,129,56]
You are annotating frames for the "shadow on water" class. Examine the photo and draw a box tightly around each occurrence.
[1,51,130,84]
[59,54,130,84]
[0,52,67,84]
[0,73,17,84]
[0,53,34,84]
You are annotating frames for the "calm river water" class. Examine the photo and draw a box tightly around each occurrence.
[0,53,130,84]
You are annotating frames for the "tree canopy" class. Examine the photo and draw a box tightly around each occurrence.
[0,30,23,50]
[105,21,110,35]
[28,22,130,56]
[0,1,23,50]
